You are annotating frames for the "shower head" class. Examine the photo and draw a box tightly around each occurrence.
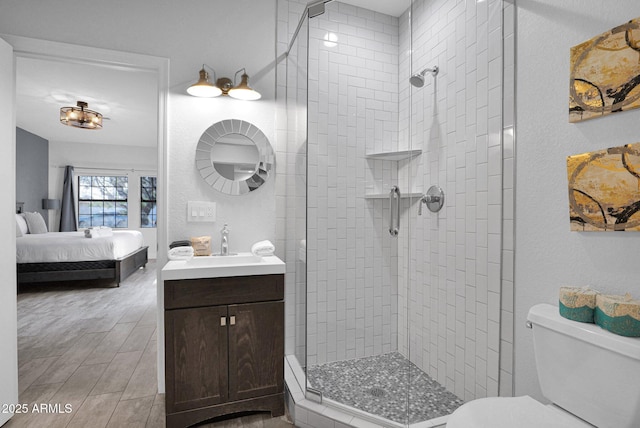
[410,65,439,88]
[409,74,426,88]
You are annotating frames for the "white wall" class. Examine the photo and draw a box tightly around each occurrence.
[48,141,158,258]
[168,97,277,253]
[515,0,640,399]
[0,37,18,427]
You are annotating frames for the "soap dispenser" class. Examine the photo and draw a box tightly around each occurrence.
[220,223,230,256]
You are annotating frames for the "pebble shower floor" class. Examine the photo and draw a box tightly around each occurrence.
[306,352,463,424]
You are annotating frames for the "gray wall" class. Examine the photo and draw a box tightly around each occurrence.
[16,127,48,225]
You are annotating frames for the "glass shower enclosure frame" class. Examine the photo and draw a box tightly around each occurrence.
[282,0,508,425]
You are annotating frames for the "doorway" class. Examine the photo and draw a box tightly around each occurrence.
[2,33,168,425]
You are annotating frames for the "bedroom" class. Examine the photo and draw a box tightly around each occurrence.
[15,54,159,264]
[8,40,164,426]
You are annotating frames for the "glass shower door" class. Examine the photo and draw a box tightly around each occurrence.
[303,1,414,425]
[285,5,308,383]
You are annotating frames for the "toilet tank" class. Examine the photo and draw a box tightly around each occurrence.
[528,303,640,428]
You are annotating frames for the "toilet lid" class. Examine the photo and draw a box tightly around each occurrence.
[446,396,590,428]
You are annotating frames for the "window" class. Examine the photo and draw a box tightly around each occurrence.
[78,176,128,228]
[140,176,157,228]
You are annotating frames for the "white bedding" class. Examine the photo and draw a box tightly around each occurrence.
[16,231,144,263]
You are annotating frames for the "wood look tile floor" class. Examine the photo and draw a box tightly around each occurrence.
[7,261,295,428]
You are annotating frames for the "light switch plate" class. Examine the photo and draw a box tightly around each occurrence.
[187,201,216,222]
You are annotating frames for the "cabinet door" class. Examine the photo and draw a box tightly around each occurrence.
[228,301,284,401]
[165,306,228,413]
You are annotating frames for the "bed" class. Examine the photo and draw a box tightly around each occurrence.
[16,230,148,286]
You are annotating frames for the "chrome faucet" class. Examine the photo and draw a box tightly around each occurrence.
[220,223,230,256]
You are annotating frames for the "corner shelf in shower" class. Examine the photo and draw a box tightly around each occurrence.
[365,149,422,161]
[364,192,422,199]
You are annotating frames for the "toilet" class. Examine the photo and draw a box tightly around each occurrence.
[447,303,640,428]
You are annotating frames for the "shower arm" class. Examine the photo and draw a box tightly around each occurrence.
[422,66,439,77]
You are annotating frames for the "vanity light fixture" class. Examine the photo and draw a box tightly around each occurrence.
[187,65,261,100]
[59,101,103,130]
[187,65,223,97]
[228,68,261,100]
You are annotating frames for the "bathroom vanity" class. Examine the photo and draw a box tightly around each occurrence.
[162,254,285,428]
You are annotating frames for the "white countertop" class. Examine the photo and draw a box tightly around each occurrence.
[161,253,285,281]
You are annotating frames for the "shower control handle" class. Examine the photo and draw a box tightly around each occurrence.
[418,195,441,215]
[418,186,445,214]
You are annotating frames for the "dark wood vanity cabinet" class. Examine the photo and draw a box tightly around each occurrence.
[164,274,285,428]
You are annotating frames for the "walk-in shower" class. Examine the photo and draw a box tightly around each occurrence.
[280,0,509,426]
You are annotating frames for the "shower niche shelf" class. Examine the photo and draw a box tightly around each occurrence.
[365,149,421,161]
[365,149,422,199]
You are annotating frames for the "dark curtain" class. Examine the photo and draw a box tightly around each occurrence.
[59,165,77,232]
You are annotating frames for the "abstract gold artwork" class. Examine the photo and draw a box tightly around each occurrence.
[567,142,640,231]
[570,17,640,123]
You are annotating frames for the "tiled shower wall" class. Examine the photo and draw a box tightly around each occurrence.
[304,2,401,365]
[277,0,515,401]
[277,0,403,366]
[397,0,505,401]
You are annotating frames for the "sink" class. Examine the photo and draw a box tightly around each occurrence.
[185,253,264,267]
[162,252,285,280]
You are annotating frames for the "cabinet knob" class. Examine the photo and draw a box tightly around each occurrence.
[230,315,236,326]
[220,316,227,326]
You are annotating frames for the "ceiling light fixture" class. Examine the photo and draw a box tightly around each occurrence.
[187,65,261,101]
[60,101,103,130]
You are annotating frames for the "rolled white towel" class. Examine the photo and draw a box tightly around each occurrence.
[251,240,275,256]
[84,226,113,238]
[168,246,194,260]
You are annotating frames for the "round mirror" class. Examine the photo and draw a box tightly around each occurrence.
[195,119,274,195]
[210,133,259,181]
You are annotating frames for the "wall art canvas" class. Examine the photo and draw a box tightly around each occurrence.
[567,142,640,231]
[569,17,640,123]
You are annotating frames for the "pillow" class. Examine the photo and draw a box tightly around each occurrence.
[23,212,48,234]
[15,214,28,237]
